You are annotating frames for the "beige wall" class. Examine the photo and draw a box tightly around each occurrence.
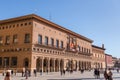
[92,46,105,69]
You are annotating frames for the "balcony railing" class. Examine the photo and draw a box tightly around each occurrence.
[78,51,92,56]
[34,43,65,51]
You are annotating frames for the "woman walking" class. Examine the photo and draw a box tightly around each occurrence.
[4,71,11,80]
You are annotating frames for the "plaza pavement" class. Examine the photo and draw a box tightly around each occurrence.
[0,70,120,80]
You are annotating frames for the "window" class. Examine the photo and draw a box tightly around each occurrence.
[24,58,29,67]
[24,34,30,43]
[11,57,17,66]
[82,47,83,52]
[5,35,10,45]
[84,48,86,53]
[0,36,3,45]
[77,45,80,51]
[38,35,42,44]
[45,36,48,45]
[56,40,59,48]
[25,23,27,26]
[4,57,9,67]
[21,24,23,26]
[60,41,63,48]
[0,57,2,66]
[13,34,18,44]
[89,49,90,53]
[51,38,54,46]
[29,22,32,25]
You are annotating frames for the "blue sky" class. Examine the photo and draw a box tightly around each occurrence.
[0,0,120,58]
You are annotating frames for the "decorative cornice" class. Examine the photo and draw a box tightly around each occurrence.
[0,14,93,43]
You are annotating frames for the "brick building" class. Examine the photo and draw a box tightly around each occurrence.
[92,45,106,69]
[0,14,105,72]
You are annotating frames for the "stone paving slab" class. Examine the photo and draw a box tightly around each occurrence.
[0,70,120,80]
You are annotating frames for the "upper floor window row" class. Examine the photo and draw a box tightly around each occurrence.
[0,22,32,30]
[38,35,64,48]
[0,33,31,45]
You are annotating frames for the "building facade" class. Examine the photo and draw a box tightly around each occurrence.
[112,57,117,68]
[105,54,113,68]
[92,45,106,69]
[0,14,105,72]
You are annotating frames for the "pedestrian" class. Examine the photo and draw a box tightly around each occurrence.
[97,69,100,79]
[11,70,14,76]
[34,69,37,77]
[25,69,29,79]
[2,70,5,76]
[28,70,31,77]
[22,70,24,77]
[107,68,113,80]
[81,69,84,74]
[46,69,48,74]
[14,69,17,76]
[63,69,65,75]
[60,70,63,76]
[94,69,97,78]
[117,68,119,73]
[40,69,42,75]
[104,69,108,80]
[4,71,11,80]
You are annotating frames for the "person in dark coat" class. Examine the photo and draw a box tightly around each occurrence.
[97,69,100,79]
[107,68,113,80]
[4,71,11,80]
[94,69,97,78]
[104,69,108,80]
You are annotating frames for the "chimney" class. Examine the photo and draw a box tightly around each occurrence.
[102,44,104,48]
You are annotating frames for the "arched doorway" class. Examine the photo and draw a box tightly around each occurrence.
[60,59,64,70]
[36,58,42,72]
[23,58,29,68]
[75,61,77,71]
[50,58,54,72]
[79,61,82,70]
[55,59,59,72]
[43,58,49,72]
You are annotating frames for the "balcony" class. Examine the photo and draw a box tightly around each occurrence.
[78,51,92,56]
[65,49,77,53]
[34,43,65,51]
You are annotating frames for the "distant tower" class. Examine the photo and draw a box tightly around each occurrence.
[102,44,104,49]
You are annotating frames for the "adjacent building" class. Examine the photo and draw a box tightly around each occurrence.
[0,14,106,72]
[105,54,113,68]
[92,45,106,69]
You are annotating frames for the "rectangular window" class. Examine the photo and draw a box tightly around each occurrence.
[13,34,18,44]
[11,57,17,66]
[60,41,63,48]
[51,38,54,46]
[45,36,48,45]
[0,36,3,45]
[89,49,90,53]
[82,47,83,52]
[79,46,81,51]
[5,36,10,45]
[38,35,42,44]
[4,57,9,67]
[56,40,59,48]
[0,57,2,66]
[24,34,30,43]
